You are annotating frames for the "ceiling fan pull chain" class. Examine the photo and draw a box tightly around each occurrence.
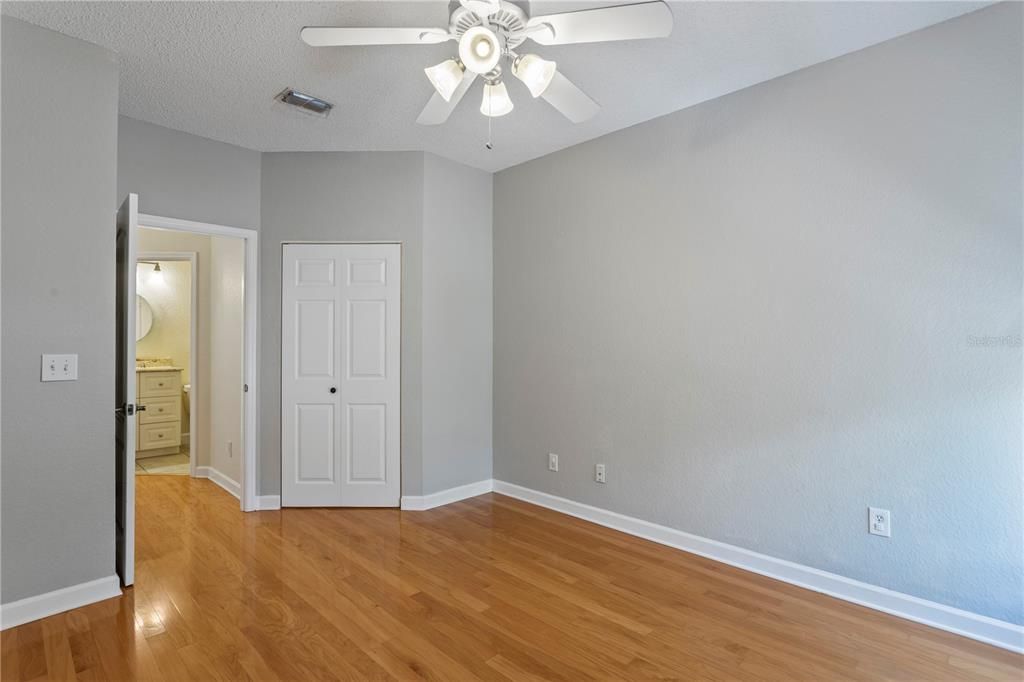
[486,101,493,150]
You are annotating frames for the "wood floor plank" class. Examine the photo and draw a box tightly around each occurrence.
[13,621,48,682]
[1,627,21,681]
[3,476,1020,681]
[38,617,76,682]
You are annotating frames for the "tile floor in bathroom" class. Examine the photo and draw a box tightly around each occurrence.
[136,448,190,475]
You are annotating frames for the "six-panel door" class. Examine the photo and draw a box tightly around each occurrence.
[281,244,401,507]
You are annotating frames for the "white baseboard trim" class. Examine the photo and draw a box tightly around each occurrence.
[196,466,240,499]
[256,494,281,511]
[401,479,494,511]
[492,480,1023,654]
[1,575,121,630]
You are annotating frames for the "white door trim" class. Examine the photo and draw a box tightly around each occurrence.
[138,213,260,512]
[137,251,199,477]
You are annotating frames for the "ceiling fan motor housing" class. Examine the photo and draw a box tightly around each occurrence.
[450,0,529,50]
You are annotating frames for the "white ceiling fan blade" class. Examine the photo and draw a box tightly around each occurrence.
[527,1,673,46]
[541,71,599,123]
[300,27,450,47]
[417,72,478,125]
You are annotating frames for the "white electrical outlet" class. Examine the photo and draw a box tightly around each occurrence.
[548,453,559,472]
[41,354,78,382]
[595,464,606,483]
[869,507,891,537]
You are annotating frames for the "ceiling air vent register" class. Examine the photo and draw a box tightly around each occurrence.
[275,88,334,117]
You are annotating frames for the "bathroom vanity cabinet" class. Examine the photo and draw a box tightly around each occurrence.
[136,367,183,457]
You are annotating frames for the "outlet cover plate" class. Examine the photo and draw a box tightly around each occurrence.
[869,507,891,537]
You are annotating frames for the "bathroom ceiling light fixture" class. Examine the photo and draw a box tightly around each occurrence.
[300,0,673,127]
[139,260,164,284]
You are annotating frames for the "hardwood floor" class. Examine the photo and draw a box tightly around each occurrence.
[2,476,1020,681]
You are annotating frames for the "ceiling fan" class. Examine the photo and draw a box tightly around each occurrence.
[301,0,673,126]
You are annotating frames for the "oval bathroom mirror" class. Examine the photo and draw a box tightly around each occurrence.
[136,294,153,341]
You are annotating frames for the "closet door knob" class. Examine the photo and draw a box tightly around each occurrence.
[329,387,337,394]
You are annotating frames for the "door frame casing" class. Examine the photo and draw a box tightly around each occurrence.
[280,241,403,507]
[137,251,199,478]
[138,213,260,511]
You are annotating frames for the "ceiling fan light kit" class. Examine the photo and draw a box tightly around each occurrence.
[481,78,514,117]
[424,59,465,102]
[458,25,502,74]
[300,0,673,134]
[511,53,556,98]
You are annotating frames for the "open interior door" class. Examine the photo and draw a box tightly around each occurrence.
[115,194,138,586]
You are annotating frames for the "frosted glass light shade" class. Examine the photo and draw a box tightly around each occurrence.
[480,81,513,117]
[424,59,464,101]
[459,26,501,74]
[512,54,556,97]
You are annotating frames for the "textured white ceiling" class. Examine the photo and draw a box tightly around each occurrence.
[4,1,988,171]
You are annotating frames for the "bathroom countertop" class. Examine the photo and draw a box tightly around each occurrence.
[135,366,184,372]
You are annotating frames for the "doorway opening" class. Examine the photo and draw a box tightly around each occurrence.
[135,252,197,476]
[115,196,260,588]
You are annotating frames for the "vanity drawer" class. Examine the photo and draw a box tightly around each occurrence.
[138,421,181,450]
[139,371,180,397]
[139,395,180,424]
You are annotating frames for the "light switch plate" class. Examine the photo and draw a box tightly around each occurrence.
[42,354,78,382]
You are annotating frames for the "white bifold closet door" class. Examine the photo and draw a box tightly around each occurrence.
[281,243,401,507]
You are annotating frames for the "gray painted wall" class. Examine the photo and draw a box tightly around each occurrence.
[1,18,119,602]
[118,127,496,499]
[421,154,494,494]
[260,152,425,496]
[493,4,1022,624]
[117,116,261,231]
